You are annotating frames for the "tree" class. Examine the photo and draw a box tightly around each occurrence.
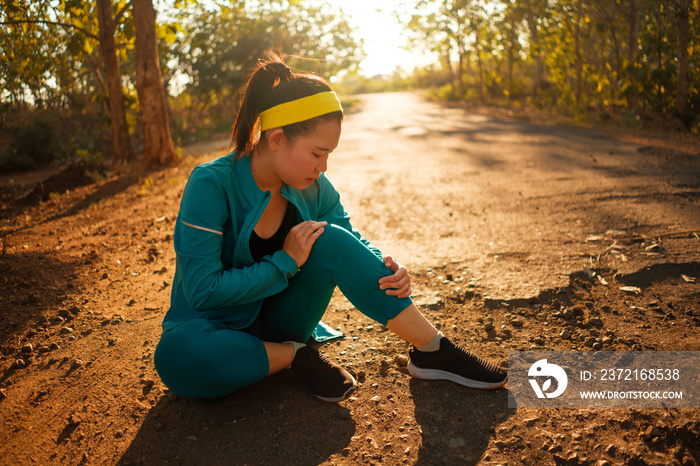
[1,0,136,163]
[675,0,690,118]
[96,0,136,164]
[132,0,177,167]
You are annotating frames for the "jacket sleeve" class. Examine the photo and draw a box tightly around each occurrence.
[315,174,384,261]
[174,168,298,311]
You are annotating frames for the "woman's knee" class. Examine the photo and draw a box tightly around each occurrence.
[306,224,379,266]
[154,320,268,399]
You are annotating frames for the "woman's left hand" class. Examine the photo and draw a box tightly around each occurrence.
[379,255,412,299]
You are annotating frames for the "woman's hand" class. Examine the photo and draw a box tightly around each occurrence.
[283,220,326,268]
[379,255,412,298]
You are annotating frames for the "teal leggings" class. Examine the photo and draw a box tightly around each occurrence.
[154,224,413,399]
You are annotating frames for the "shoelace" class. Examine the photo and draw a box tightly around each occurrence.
[446,339,503,373]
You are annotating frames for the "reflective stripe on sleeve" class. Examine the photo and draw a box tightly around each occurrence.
[181,220,223,236]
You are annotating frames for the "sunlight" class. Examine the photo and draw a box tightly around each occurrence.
[320,0,431,77]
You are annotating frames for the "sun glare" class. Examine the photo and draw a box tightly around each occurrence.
[321,0,429,77]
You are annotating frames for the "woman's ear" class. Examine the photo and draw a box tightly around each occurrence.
[266,128,287,152]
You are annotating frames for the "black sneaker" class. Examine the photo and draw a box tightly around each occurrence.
[408,337,507,389]
[291,346,357,402]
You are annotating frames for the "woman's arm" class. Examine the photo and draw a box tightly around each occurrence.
[174,168,298,311]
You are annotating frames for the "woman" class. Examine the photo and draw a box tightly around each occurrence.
[154,53,506,402]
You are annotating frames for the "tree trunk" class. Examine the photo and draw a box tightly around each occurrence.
[132,0,177,167]
[475,30,485,103]
[457,40,465,101]
[626,0,639,108]
[524,0,543,97]
[573,5,583,106]
[675,0,690,119]
[507,15,516,101]
[96,0,135,164]
[444,44,456,95]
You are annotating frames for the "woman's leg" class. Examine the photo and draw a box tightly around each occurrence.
[154,319,273,399]
[261,224,506,389]
[262,224,413,342]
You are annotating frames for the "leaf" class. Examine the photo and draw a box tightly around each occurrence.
[619,286,641,294]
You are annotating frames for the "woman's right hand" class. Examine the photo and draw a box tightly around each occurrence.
[283,220,327,268]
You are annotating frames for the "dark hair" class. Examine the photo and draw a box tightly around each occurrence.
[231,51,343,157]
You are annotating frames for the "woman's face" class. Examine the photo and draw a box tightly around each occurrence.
[273,118,342,190]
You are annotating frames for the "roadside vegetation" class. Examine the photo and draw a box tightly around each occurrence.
[1,0,697,174]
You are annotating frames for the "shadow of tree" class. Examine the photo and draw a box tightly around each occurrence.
[0,251,84,343]
[118,371,356,465]
[409,379,512,465]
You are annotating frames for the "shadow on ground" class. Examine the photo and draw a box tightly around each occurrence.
[118,371,356,465]
[410,379,511,465]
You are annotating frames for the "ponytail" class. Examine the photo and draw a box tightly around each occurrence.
[231,51,343,158]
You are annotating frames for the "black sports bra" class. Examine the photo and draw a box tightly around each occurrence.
[249,202,299,262]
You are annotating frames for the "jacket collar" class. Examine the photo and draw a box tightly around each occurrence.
[232,152,306,215]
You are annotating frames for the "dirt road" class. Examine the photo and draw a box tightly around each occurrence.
[1,92,699,465]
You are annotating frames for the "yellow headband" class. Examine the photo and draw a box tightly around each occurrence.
[259,91,343,131]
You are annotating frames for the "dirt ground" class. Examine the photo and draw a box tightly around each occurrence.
[0,92,699,465]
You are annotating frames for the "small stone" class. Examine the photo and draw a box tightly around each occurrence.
[58,309,71,318]
[596,460,612,466]
[589,328,600,337]
[560,329,572,340]
[601,336,613,346]
[50,342,60,351]
[60,327,74,334]
[511,318,524,328]
[643,425,661,441]
[448,438,465,448]
[562,309,574,319]
[12,359,26,369]
[584,337,596,347]
[484,322,495,331]
[102,272,109,279]
[533,337,545,345]
[69,306,81,315]
[71,359,84,369]
[68,413,82,425]
[604,444,616,455]
[21,343,33,353]
[524,416,538,427]
[0,389,6,400]
[395,355,408,367]
[590,317,603,327]
[592,342,602,350]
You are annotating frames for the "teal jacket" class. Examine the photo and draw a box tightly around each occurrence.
[162,152,382,330]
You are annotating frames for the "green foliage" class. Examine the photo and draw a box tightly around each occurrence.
[403,0,700,133]
[165,0,365,145]
[1,0,364,170]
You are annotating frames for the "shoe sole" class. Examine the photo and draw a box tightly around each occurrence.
[313,373,358,403]
[407,361,507,389]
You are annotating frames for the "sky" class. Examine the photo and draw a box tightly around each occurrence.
[322,1,432,77]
